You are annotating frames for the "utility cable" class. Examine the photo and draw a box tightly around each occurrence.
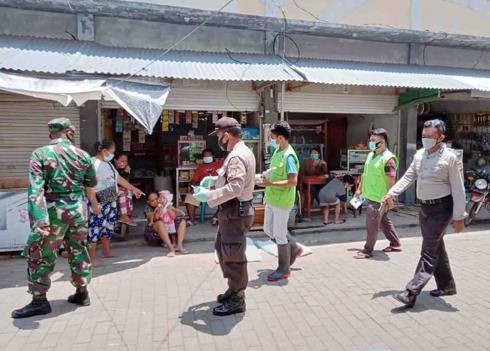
[115,0,236,84]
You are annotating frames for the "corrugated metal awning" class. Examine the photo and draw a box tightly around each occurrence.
[3,35,490,91]
[0,35,299,82]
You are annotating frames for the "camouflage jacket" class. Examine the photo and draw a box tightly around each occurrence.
[28,138,97,229]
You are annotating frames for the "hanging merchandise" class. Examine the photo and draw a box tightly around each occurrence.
[192,111,199,129]
[240,111,247,125]
[123,128,131,151]
[162,110,169,132]
[138,129,146,144]
[169,110,175,124]
[212,111,218,123]
[185,110,192,124]
[115,109,124,133]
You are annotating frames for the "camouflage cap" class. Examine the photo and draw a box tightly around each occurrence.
[48,118,75,133]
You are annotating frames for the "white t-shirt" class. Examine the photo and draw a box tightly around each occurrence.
[92,157,118,192]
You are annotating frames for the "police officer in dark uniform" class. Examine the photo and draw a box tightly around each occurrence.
[193,117,256,316]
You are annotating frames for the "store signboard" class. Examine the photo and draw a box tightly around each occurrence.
[0,189,29,252]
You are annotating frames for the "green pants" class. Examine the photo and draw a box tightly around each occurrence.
[22,200,92,295]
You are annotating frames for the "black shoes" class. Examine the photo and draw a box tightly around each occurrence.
[393,290,417,308]
[213,294,246,316]
[11,297,52,319]
[68,289,91,306]
[216,289,233,303]
[430,288,457,297]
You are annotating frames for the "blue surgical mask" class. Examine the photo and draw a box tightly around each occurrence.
[368,141,378,151]
[203,156,213,164]
[104,152,114,162]
[422,137,438,150]
[268,139,278,150]
[310,153,320,161]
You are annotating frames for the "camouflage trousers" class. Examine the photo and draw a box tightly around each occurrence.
[22,200,92,296]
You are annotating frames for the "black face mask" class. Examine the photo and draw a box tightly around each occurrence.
[218,135,229,151]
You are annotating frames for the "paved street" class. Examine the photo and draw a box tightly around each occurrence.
[1,226,490,351]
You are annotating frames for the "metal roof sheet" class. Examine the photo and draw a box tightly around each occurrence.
[3,35,490,91]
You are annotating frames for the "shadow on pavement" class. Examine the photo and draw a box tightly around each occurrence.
[180,301,244,336]
[11,299,80,330]
[248,269,289,289]
[372,290,459,313]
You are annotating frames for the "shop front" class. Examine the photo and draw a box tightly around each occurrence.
[99,80,262,210]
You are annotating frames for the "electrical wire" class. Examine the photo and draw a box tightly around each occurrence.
[115,0,236,84]
[290,0,329,23]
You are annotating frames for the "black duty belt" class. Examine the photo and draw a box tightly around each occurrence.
[418,195,452,205]
[218,199,253,211]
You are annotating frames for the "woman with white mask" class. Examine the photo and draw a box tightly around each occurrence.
[88,140,144,266]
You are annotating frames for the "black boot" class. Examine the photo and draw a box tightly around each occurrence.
[217,289,233,303]
[287,233,303,266]
[430,287,457,297]
[393,290,416,307]
[268,244,291,282]
[213,293,246,316]
[11,296,52,319]
[68,287,90,306]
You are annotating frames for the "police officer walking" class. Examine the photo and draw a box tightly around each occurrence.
[382,119,465,307]
[193,117,256,316]
[12,118,98,319]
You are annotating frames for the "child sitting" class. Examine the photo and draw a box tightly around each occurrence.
[144,191,188,257]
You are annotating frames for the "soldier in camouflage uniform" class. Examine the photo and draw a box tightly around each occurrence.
[12,118,98,319]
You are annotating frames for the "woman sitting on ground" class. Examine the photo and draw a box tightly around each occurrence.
[144,191,188,257]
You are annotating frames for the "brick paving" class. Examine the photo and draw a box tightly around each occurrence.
[1,226,490,351]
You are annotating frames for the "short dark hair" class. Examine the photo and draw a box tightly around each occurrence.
[202,148,214,157]
[270,121,292,140]
[423,119,446,134]
[370,128,389,146]
[343,174,356,186]
[115,152,129,160]
[94,139,115,152]
[310,147,321,155]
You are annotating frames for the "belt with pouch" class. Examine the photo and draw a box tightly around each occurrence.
[219,198,253,216]
[418,195,452,205]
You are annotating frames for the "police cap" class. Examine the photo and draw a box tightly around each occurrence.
[209,117,241,136]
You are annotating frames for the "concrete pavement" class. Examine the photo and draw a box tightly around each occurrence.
[1,225,490,351]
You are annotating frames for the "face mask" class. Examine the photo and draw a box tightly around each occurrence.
[310,153,320,161]
[268,139,278,150]
[203,156,213,164]
[103,152,114,162]
[422,137,438,150]
[368,141,380,151]
[218,135,229,151]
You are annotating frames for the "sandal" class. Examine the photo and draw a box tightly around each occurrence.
[323,222,330,226]
[167,251,175,258]
[176,248,190,254]
[334,219,346,225]
[382,246,402,253]
[353,251,372,259]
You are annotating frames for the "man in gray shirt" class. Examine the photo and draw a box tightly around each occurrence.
[382,119,465,307]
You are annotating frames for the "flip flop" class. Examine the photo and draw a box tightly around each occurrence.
[176,249,190,255]
[334,219,347,224]
[167,251,176,258]
[102,252,118,258]
[382,246,402,253]
[323,222,330,226]
[353,251,372,259]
